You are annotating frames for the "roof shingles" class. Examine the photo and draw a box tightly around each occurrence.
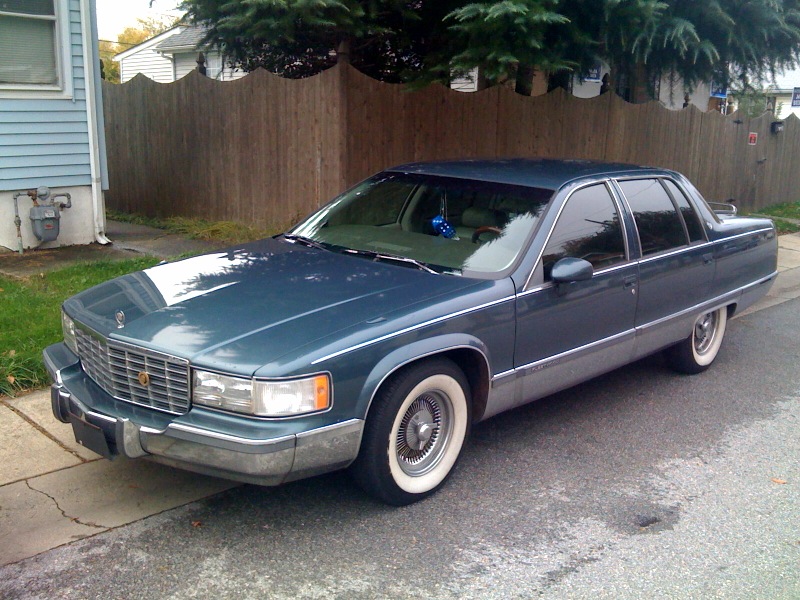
[155,25,208,51]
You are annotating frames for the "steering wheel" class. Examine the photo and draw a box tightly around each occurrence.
[472,226,502,244]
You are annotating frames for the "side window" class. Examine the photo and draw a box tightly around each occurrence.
[663,179,706,243]
[541,184,626,282]
[619,179,687,256]
[0,0,59,86]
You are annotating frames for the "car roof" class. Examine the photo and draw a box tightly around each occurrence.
[386,158,672,190]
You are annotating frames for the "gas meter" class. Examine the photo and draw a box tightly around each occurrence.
[27,186,71,242]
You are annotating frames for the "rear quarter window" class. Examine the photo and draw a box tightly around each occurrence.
[663,179,706,243]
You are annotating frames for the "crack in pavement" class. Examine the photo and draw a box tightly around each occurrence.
[24,479,106,530]
[0,399,90,463]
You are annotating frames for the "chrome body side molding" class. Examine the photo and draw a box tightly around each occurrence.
[483,272,777,420]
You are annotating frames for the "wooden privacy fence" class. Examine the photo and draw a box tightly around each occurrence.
[102,63,800,226]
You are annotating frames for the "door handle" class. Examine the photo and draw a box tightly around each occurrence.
[623,275,638,294]
[702,253,714,265]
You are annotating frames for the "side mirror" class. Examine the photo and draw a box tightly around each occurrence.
[551,257,593,283]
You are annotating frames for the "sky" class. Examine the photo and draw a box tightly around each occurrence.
[95,0,184,43]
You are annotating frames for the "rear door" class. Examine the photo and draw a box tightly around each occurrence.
[614,178,713,358]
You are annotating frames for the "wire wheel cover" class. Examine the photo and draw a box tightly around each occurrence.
[395,392,452,476]
[694,311,718,355]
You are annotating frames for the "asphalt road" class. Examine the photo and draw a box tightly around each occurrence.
[2,299,798,599]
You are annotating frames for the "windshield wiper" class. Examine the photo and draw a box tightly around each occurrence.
[283,234,328,251]
[343,248,439,274]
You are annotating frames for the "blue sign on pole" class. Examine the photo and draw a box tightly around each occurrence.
[710,82,727,99]
[792,88,800,107]
[585,63,602,81]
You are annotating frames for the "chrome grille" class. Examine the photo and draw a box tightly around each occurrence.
[75,327,190,414]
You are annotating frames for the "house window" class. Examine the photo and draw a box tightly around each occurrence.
[0,0,60,86]
[205,53,222,79]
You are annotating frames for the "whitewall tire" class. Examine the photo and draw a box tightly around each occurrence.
[665,307,728,374]
[351,358,471,505]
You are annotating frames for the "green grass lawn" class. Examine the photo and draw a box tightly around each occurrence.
[107,209,293,244]
[769,218,800,235]
[755,202,800,221]
[0,257,160,396]
[749,202,800,234]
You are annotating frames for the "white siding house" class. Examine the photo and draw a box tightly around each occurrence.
[571,65,714,111]
[158,26,244,81]
[114,25,245,83]
[0,0,108,251]
[452,65,715,111]
[766,68,800,120]
[114,27,182,84]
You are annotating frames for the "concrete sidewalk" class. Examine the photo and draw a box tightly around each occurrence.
[0,220,221,278]
[1,231,800,567]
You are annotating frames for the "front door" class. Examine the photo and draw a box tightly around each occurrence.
[514,182,639,405]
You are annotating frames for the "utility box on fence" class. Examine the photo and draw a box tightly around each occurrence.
[30,205,60,242]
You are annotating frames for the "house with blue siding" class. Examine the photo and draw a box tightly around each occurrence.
[0,0,109,252]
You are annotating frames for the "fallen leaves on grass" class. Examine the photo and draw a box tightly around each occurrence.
[191,521,202,528]
[771,478,787,485]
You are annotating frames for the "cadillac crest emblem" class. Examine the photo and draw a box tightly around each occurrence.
[115,310,125,328]
[138,372,150,386]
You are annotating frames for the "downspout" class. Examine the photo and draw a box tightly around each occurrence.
[80,0,111,244]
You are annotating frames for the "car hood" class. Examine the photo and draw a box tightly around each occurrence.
[64,238,486,374]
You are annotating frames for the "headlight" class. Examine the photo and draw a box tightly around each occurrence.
[192,370,331,417]
[61,310,78,355]
[253,376,331,416]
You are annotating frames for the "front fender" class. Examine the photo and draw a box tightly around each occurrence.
[355,333,491,420]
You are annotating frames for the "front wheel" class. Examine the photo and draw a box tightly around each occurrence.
[665,306,728,374]
[350,358,471,505]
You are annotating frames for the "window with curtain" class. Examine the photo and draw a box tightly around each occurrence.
[205,53,222,80]
[0,0,59,86]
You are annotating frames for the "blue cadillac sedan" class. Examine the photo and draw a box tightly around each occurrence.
[46,159,778,505]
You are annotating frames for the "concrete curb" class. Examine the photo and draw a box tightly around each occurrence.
[1,232,799,567]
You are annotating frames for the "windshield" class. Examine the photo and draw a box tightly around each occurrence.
[291,173,554,278]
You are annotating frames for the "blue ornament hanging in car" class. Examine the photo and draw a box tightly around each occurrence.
[432,215,457,239]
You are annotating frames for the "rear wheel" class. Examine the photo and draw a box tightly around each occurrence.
[665,306,728,374]
[351,358,471,505]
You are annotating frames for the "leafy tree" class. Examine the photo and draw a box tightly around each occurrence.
[592,0,800,101]
[444,0,570,95]
[180,0,454,82]
[179,0,800,98]
[710,0,800,88]
[729,86,772,117]
[99,40,121,83]
[448,0,800,98]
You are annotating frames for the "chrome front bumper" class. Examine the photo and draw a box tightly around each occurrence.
[46,346,364,486]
